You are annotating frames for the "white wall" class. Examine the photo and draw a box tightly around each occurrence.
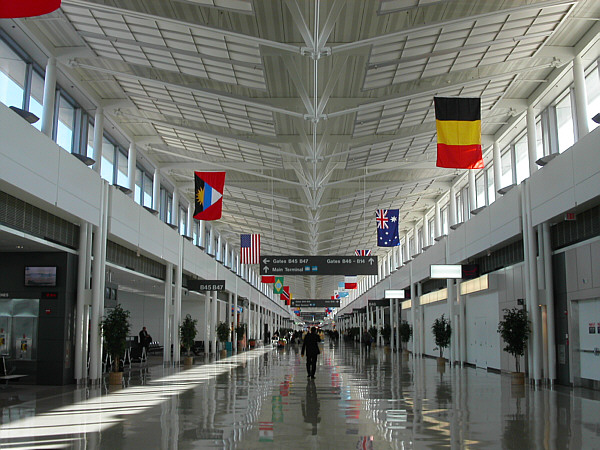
[422,301,450,358]
[117,291,164,344]
[577,298,600,381]
[465,291,500,369]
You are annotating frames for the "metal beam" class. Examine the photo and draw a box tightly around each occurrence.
[284,0,314,49]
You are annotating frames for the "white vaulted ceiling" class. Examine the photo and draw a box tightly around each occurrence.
[13,0,600,298]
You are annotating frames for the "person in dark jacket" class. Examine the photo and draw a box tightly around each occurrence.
[301,327,321,379]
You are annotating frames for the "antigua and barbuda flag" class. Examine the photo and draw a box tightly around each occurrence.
[0,0,61,18]
[376,209,400,247]
[434,97,484,169]
[193,172,225,221]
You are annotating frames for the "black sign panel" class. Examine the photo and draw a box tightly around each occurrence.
[188,280,226,292]
[260,255,378,276]
[462,264,479,280]
[299,312,326,321]
[368,299,389,307]
[291,299,340,307]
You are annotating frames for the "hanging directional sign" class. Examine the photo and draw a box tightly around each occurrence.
[260,255,378,276]
[291,299,340,308]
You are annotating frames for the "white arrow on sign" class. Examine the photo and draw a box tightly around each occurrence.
[263,266,270,272]
[368,258,375,265]
[263,258,270,264]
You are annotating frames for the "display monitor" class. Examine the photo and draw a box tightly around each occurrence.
[24,266,57,287]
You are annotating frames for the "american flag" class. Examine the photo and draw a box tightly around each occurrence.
[240,234,260,264]
[355,250,371,256]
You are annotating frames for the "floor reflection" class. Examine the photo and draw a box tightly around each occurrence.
[0,341,600,448]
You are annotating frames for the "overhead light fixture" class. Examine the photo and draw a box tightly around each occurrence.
[9,106,39,124]
[72,153,96,166]
[497,184,516,195]
[430,264,462,279]
[536,153,559,166]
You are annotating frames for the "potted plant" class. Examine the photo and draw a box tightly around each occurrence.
[497,308,531,385]
[399,320,413,354]
[216,321,230,358]
[380,324,392,352]
[100,304,131,385]
[180,314,198,366]
[432,314,451,366]
[236,323,246,351]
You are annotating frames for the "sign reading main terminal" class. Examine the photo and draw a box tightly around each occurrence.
[291,299,340,308]
[260,255,378,276]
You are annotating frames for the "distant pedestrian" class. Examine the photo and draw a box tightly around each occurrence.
[301,327,321,379]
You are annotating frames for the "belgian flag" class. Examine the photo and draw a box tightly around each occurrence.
[434,97,484,169]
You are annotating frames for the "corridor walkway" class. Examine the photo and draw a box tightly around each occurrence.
[1,341,599,448]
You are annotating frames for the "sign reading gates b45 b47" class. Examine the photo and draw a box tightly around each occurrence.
[260,255,378,276]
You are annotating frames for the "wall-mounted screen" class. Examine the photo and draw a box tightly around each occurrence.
[24,266,57,287]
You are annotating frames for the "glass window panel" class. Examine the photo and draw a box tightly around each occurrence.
[134,168,142,204]
[28,70,44,131]
[428,218,435,244]
[476,173,486,208]
[143,173,153,207]
[514,136,529,184]
[456,191,463,223]
[86,122,94,158]
[535,119,544,159]
[0,39,26,108]
[586,66,600,132]
[417,228,422,252]
[116,149,128,186]
[441,206,448,235]
[167,195,173,224]
[487,167,495,204]
[179,206,186,235]
[500,148,513,188]
[463,186,470,221]
[556,92,574,153]
[101,138,114,182]
[56,94,74,152]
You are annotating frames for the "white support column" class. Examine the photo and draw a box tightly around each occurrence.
[410,264,417,356]
[573,55,590,140]
[395,298,400,353]
[41,57,57,138]
[404,233,410,262]
[447,279,455,364]
[199,220,205,248]
[493,141,502,193]
[434,200,441,238]
[233,290,238,352]
[89,182,108,382]
[422,213,429,248]
[212,290,218,353]
[203,291,210,355]
[413,222,419,254]
[449,185,457,227]
[525,182,542,383]
[542,222,557,384]
[163,263,173,364]
[458,281,466,366]
[417,282,423,357]
[227,292,233,345]
[75,222,89,382]
[92,107,104,174]
[153,168,161,212]
[127,142,137,197]
[527,106,539,177]
[468,170,476,211]
[172,238,183,364]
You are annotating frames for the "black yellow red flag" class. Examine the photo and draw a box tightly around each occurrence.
[434,97,484,169]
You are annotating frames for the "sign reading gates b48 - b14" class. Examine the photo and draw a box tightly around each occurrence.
[260,256,378,276]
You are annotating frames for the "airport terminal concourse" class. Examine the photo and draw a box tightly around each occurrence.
[0,0,600,448]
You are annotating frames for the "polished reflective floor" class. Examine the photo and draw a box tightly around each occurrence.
[1,341,600,449]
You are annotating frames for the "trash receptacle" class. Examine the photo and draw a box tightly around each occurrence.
[225,342,232,351]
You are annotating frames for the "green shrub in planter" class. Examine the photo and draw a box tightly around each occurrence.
[399,320,413,350]
[180,314,198,357]
[100,304,131,373]
[432,314,451,359]
[497,308,531,373]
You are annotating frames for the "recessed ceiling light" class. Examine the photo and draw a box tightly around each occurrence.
[16,245,24,249]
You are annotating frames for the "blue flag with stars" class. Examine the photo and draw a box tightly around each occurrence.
[376,209,400,247]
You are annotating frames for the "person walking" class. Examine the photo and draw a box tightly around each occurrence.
[301,327,321,379]
[139,326,151,359]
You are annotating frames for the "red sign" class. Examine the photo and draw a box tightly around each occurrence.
[565,212,576,221]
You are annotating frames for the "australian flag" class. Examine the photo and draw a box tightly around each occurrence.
[376,209,400,247]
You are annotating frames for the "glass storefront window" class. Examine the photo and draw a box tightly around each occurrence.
[116,149,128,186]
[86,122,94,158]
[56,94,75,152]
[556,92,574,153]
[514,136,529,184]
[28,70,44,131]
[0,39,26,109]
[476,173,486,208]
[486,167,495,204]
[501,148,513,188]
[101,137,114,182]
[586,65,600,132]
